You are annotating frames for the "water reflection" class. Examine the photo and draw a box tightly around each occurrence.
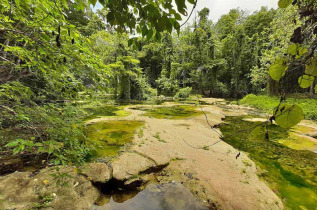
[92,183,208,210]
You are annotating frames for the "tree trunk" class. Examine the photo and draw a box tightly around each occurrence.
[267,77,279,95]
[309,83,314,98]
[119,75,130,100]
[2,39,9,58]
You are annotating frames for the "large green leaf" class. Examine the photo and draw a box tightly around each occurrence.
[147,29,154,40]
[305,58,317,76]
[269,61,287,81]
[287,44,298,56]
[274,104,304,128]
[142,25,148,37]
[315,85,317,94]
[128,38,133,47]
[155,31,161,41]
[5,141,19,147]
[278,0,292,8]
[251,123,266,140]
[175,0,187,15]
[298,75,314,88]
[287,44,307,56]
[174,13,182,20]
[298,46,308,56]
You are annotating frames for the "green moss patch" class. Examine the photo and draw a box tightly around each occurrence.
[85,120,144,157]
[134,105,203,119]
[83,105,130,120]
[279,132,317,152]
[292,124,317,135]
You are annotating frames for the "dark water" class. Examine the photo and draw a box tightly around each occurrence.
[92,183,208,210]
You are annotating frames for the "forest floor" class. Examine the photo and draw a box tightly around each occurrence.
[1,98,317,209]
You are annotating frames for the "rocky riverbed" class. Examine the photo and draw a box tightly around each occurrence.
[3,98,315,209]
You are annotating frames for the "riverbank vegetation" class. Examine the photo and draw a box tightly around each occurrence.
[240,94,317,120]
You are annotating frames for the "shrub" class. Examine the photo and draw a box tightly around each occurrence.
[1,102,91,165]
[0,82,34,105]
[240,94,317,120]
[130,76,156,100]
[174,87,192,99]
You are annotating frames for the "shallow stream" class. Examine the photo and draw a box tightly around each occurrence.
[92,183,208,210]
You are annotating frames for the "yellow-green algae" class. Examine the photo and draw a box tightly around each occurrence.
[85,120,144,157]
[134,105,203,119]
[83,105,130,120]
[277,124,317,152]
[279,132,317,152]
[220,116,317,209]
[292,125,316,134]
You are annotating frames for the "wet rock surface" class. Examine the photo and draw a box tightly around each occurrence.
[80,163,112,183]
[111,152,157,181]
[0,151,170,210]
[0,166,99,210]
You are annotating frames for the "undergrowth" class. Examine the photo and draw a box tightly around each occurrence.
[239,94,317,120]
[0,95,130,167]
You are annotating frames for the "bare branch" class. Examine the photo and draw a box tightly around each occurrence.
[0,56,16,66]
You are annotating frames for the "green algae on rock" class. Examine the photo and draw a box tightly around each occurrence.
[84,105,130,120]
[85,120,144,157]
[279,132,317,152]
[220,116,317,209]
[134,105,203,119]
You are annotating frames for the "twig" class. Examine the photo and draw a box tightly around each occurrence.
[0,56,17,66]
[196,95,224,138]
[182,95,225,150]
[178,0,198,28]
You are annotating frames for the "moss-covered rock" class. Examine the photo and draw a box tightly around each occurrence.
[85,120,144,157]
[133,105,203,119]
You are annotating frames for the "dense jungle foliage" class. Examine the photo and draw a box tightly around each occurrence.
[0,0,316,165]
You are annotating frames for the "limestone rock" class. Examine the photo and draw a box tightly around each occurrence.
[80,163,111,183]
[112,153,156,181]
[0,166,99,210]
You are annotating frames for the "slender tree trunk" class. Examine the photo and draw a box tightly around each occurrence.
[2,39,9,58]
[119,75,130,100]
[267,77,279,95]
[114,74,119,100]
[309,83,314,98]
